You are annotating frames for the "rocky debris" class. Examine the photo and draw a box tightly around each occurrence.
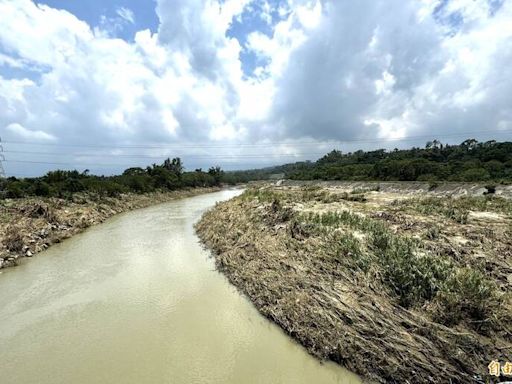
[0,188,220,270]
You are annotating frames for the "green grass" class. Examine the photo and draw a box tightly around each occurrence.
[321,230,372,271]
[242,188,504,326]
[435,268,499,329]
[298,209,499,317]
[424,225,440,240]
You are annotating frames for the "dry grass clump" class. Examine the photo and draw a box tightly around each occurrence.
[20,202,59,222]
[196,186,512,383]
[4,225,24,253]
[350,185,380,194]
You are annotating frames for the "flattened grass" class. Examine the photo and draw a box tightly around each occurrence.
[247,189,504,326]
[198,186,511,383]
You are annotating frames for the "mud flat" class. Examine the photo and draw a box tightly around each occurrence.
[196,184,512,383]
[0,187,219,270]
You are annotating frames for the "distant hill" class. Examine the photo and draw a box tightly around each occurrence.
[227,139,512,183]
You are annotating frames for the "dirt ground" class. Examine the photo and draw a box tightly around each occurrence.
[196,183,512,383]
[0,187,220,270]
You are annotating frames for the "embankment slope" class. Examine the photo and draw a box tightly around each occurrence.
[196,185,512,383]
[0,187,219,269]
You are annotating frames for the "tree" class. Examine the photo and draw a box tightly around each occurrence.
[123,167,146,176]
[208,166,224,185]
[461,168,490,182]
[461,139,478,151]
[317,150,343,164]
[32,181,50,196]
[163,157,184,178]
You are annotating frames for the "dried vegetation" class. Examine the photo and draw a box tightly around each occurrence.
[196,184,512,383]
[0,187,219,269]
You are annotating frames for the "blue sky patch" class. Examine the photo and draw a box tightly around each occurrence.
[0,47,50,82]
[488,0,505,16]
[227,0,288,76]
[39,0,159,40]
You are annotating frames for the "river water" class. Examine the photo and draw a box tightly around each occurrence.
[0,190,360,384]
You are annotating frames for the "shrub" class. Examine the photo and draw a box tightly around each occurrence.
[343,193,367,202]
[445,206,469,224]
[370,225,391,251]
[424,225,440,240]
[32,181,51,196]
[434,268,498,328]
[327,231,371,271]
[303,209,452,308]
[428,181,439,191]
[351,185,380,194]
[373,236,451,307]
[6,182,24,198]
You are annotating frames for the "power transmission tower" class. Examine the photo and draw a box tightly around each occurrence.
[0,137,6,178]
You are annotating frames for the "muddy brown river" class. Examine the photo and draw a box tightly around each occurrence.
[0,190,360,384]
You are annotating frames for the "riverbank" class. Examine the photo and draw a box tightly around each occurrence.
[196,184,512,383]
[0,187,220,270]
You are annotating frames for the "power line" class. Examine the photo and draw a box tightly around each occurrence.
[2,129,511,149]
[5,159,156,168]
[4,159,302,168]
[2,150,326,159]
[3,129,512,176]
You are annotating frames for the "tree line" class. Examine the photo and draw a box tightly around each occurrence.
[2,139,510,199]
[281,139,512,183]
[0,158,231,199]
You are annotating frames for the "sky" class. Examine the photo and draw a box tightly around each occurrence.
[0,0,511,176]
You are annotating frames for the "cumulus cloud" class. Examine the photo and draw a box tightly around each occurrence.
[6,123,56,141]
[0,0,246,147]
[0,0,511,175]
[261,0,512,142]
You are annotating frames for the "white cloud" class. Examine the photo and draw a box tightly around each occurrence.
[0,0,92,67]
[296,0,322,29]
[0,0,511,176]
[6,123,56,141]
[261,0,512,142]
